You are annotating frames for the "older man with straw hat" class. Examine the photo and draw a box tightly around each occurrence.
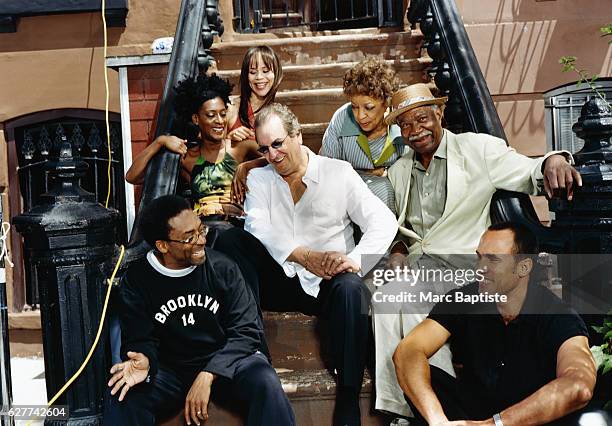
[371,83,581,419]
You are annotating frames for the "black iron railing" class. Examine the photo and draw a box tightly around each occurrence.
[407,0,563,252]
[234,0,402,32]
[127,0,222,253]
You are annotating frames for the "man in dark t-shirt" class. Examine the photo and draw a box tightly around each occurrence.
[103,195,294,426]
[393,222,597,426]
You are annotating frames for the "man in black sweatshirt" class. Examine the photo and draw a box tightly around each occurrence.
[103,195,294,426]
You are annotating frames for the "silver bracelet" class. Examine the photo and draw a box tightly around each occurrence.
[493,413,503,426]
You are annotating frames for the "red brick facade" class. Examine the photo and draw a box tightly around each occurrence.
[126,64,169,204]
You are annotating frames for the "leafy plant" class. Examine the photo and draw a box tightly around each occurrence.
[591,310,612,410]
[559,24,612,109]
[601,23,612,41]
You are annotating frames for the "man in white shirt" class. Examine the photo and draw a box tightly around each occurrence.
[217,103,397,426]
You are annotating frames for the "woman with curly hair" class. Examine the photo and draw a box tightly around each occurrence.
[125,74,261,232]
[321,56,404,213]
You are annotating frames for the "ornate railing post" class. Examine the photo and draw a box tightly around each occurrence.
[13,138,119,425]
[549,98,612,328]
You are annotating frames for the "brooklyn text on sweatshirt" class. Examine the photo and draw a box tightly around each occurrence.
[155,293,220,324]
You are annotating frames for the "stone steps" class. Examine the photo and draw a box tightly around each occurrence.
[216,57,430,91]
[212,29,423,68]
[157,312,388,426]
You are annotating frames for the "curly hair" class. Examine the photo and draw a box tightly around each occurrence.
[173,74,233,122]
[342,56,400,103]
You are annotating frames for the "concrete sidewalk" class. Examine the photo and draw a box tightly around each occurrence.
[10,357,45,426]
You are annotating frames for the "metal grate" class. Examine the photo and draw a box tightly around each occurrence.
[15,118,127,306]
[545,81,612,154]
[233,0,402,33]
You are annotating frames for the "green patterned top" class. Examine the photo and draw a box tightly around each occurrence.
[190,151,238,216]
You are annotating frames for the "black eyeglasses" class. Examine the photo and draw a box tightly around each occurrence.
[257,134,290,155]
[166,224,209,245]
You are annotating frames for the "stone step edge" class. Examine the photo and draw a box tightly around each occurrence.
[274,81,437,100]
[216,57,431,75]
[278,368,373,398]
[212,29,422,50]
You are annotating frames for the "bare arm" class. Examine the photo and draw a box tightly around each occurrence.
[231,156,269,204]
[496,335,596,425]
[393,318,451,425]
[125,135,187,185]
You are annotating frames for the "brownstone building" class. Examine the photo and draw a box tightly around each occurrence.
[0,0,610,413]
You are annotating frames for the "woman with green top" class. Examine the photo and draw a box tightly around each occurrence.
[125,74,262,236]
[320,56,404,214]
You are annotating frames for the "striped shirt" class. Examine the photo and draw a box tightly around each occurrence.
[320,103,406,214]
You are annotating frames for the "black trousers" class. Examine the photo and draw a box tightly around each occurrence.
[103,352,295,426]
[408,366,594,426]
[216,228,371,389]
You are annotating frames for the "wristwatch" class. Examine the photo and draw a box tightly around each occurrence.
[493,413,503,426]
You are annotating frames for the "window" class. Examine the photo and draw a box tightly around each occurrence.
[544,79,612,154]
[6,110,126,308]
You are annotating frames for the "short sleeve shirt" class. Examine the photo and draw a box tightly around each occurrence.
[428,282,589,413]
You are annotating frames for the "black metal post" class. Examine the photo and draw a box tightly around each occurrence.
[13,138,120,425]
[549,97,612,332]
[128,0,222,255]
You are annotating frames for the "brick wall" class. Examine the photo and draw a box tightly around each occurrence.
[126,64,169,204]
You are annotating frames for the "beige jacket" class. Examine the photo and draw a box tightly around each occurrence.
[388,129,567,263]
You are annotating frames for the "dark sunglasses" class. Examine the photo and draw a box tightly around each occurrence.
[257,134,290,155]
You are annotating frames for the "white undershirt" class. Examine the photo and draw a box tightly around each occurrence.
[146,250,196,277]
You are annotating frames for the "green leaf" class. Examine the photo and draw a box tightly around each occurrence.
[603,359,612,375]
[592,345,605,369]
[605,329,612,341]
[605,400,612,411]
[593,325,605,334]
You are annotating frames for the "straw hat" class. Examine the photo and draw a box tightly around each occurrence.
[385,84,447,125]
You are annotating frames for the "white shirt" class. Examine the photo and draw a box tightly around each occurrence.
[245,148,397,297]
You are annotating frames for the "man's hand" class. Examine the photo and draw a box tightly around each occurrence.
[303,250,333,280]
[231,162,250,204]
[321,251,360,276]
[543,154,582,200]
[184,371,216,426]
[228,126,255,143]
[108,351,150,402]
[432,421,492,426]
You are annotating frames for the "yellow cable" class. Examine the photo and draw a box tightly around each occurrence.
[25,245,125,425]
[102,0,112,208]
[26,3,118,424]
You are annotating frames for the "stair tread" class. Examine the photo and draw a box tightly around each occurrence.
[216,57,430,77]
[212,29,421,49]
[278,368,373,398]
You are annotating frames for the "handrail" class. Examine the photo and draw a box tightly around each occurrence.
[429,0,506,140]
[126,0,221,256]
